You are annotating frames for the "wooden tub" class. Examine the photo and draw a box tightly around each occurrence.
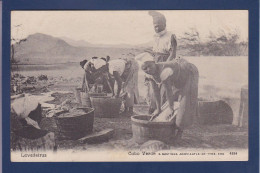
[90,96,122,118]
[55,107,94,140]
[131,115,176,144]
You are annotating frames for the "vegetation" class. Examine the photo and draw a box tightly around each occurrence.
[11,24,27,74]
[178,28,248,56]
[11,28,248,66]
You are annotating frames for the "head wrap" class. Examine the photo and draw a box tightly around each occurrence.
[148,11,166,25]
[141,61,155,72]
[80,59,88,69]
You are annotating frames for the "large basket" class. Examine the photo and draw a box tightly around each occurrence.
[131,115,176,144]
[55,107,94,140]
[90,96,122,118]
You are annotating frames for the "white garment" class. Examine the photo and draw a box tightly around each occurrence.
[108,59,127,76]
[160,67,174,81]
[153,30,175,54]
[84,58,106,71]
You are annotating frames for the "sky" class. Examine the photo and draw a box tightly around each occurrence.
[11,10,248,45]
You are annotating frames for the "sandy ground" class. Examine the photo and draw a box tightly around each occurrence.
[12,56,248,151]
[36,82,248,151]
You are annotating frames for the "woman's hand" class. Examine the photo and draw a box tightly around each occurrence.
[113,71,123,98]
[121,82,126,90]
[149,109,161,121]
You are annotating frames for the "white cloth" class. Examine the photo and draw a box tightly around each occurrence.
[11,96,39,119]
[11,96,41,129]
[160,67,173,81]
[153,30,175,54]
[153,102,180,122]
[108,59,127,76]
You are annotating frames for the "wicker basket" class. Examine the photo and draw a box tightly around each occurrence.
[90,96,122,118]
[55,107,94,140]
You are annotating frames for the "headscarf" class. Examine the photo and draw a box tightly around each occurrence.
[89,58,107,70]
[148,11,166,25]
[80,60,88,69]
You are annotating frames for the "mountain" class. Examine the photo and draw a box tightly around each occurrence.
[59,36,93,47]
[59,36,153,49]
[13,33,143,64]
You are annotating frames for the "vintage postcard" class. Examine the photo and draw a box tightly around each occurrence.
[10,10,248,162]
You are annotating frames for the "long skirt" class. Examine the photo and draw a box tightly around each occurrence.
[124,59,140,107]
[147,54,168,113]
[174,63,199,129]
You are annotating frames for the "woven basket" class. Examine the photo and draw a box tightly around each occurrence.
[90,96,122,118]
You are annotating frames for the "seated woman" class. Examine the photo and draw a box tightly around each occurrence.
[141,57,199,140]
[108,58,140,113]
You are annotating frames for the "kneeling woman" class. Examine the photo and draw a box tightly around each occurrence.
[141,57,199,139]
[108,58,140,113]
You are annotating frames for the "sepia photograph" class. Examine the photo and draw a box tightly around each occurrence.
[10,10,248,162]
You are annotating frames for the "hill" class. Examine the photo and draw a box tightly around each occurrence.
[12,32,248,65]
[13,33,143,64]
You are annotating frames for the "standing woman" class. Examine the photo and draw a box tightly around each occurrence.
[148,11,177,62]
[108,58,139,113]
[146,11,178,113]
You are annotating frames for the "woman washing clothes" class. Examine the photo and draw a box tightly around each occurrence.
[80,56,113,93]
[145,11,178,114]
[80,56,139,113]
[108,58,140,113]
[141,58,199,140]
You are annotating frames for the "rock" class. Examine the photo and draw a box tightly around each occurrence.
[140,140,170,152]
[38,74,48,81]
[25,76,37,84]
[79,129,114,144]
[20,85,36,92]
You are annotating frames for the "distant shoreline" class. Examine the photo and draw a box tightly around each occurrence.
[13,55,248,66]
[13,62,78,66]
